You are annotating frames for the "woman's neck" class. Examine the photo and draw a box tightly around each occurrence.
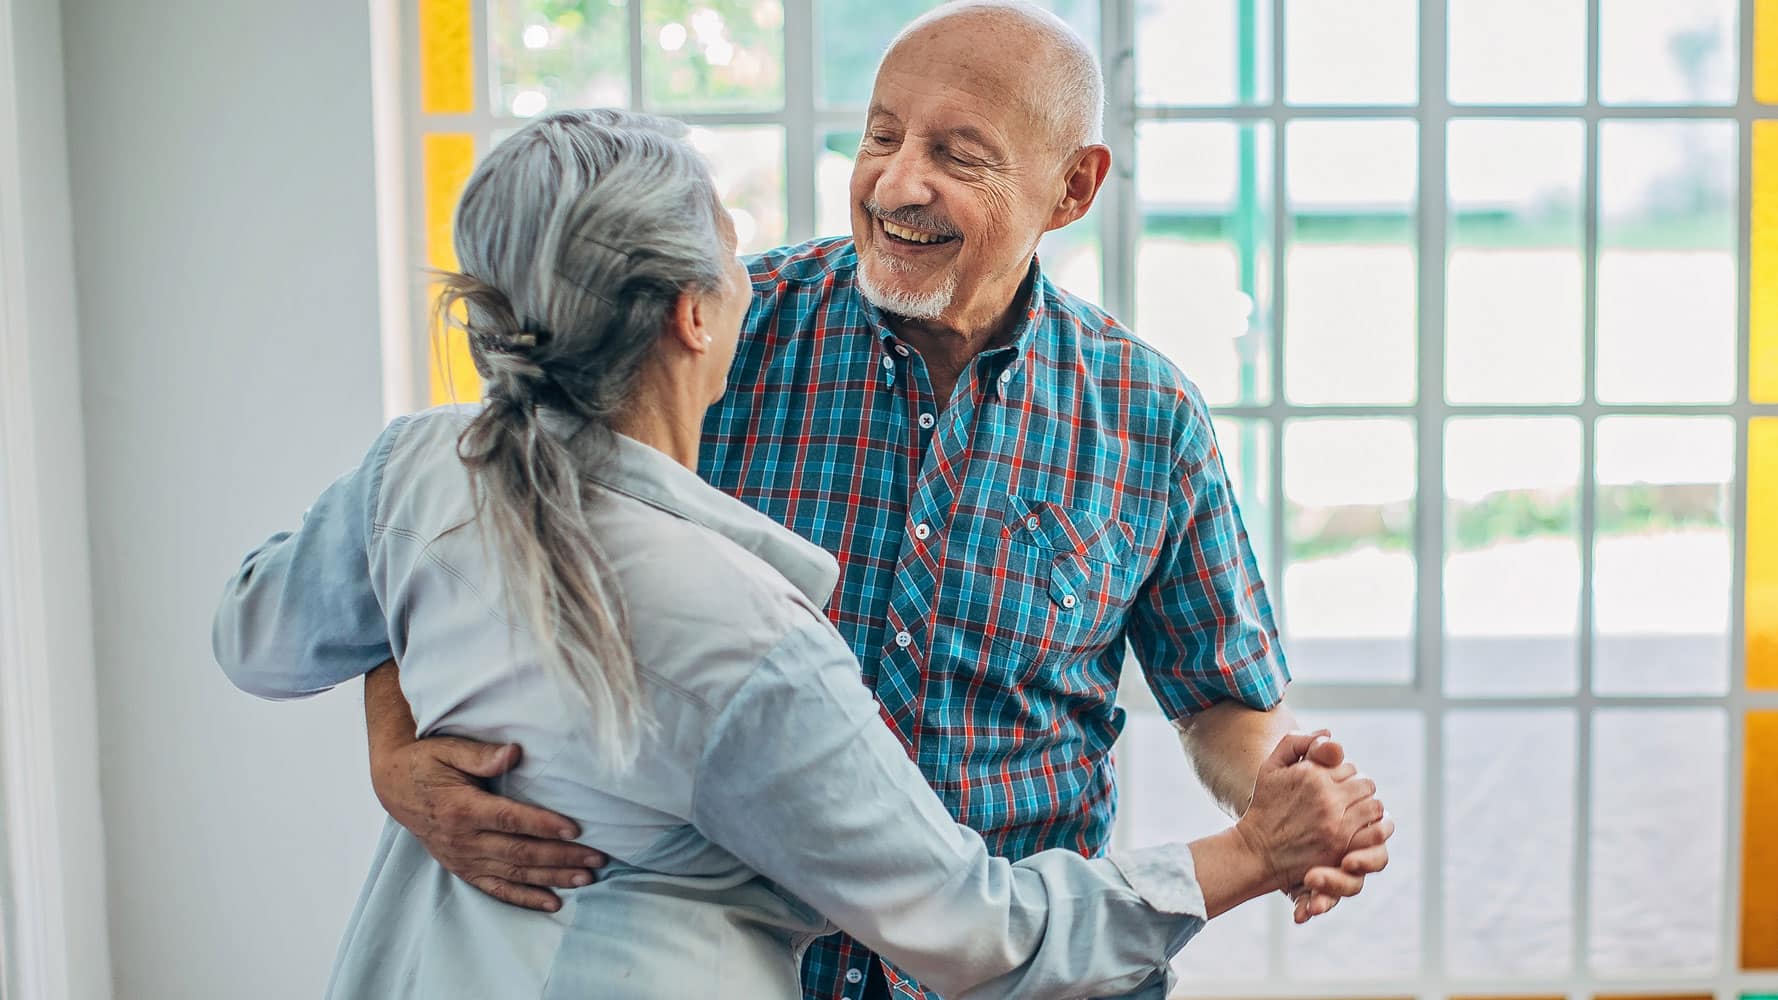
[607,378,706,472]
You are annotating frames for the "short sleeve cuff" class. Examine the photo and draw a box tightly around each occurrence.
[1150,643,1292,723]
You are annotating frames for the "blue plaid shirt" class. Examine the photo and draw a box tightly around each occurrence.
[701,237,1289,1000]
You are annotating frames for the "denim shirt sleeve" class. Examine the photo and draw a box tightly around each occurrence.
[690,621,1207,1000]
[212,416,410,699]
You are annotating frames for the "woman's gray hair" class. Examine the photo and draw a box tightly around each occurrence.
[434,108,727,770]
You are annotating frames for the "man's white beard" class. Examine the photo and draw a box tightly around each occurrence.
[857,245,957,321]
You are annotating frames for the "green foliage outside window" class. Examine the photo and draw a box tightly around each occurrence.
[1290,482,1727,564]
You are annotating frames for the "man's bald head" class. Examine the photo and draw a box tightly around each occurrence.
[882,1,1104,149]
[849,1,1114,334]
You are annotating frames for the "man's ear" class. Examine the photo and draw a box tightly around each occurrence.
[1045,144,1112,232]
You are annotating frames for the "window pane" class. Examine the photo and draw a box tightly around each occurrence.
[817,131,860,239]
[1283,419,1415,683]
[816,0,939,106]
[818,130,1099,300]
[1761,0,1778,103]
[1039,204,1103,308]
[1285,121,1417,404]
[1755,121,1778,403]
[689,126,787,255]
[1600,0,1738,105]
[1118,713,1270,982]
[1444,418,1582,696]
[1284,0,1416,105]
[1597,121,1737,404]
[1744,712,1778,969]
[1214,416,1273,580]
[642,0,783,112]
[1448,0,1585,105]
[1446,119,1584,404]
[1444,710,1575,977]
[489,0,630,117]
[1753,419,1778,690]
[1593,416,1733,696]
[815,0,1099,107]
[1136,0,1271,106]
[1283,710,1423,979]
[1590,709,1726,976]
[422,0,476,114]
[425,134,479,406]
[1138,122,1273,406]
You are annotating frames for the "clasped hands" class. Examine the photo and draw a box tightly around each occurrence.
[1239,729,1394,924]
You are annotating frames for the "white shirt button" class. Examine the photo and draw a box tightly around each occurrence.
[1062,594,1078,609]
[845,968,864,984]
[914,523,931,540]
[999,368,1013,384]
[882,355,895,370]
[893,343,910,357]
[895,630,912,648]
[918,412,935,429]
[1025,515,1040,531]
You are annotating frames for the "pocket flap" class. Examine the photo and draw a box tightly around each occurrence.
[1000,493,1132,565]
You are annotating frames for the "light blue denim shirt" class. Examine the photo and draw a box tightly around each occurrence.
[213,405,1209,999]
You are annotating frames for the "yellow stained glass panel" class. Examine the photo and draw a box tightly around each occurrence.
[1753,419,1778,689]
[1755,122,1778,403]
[428,283,480,406]
[1759,0,1777,104]
[424,133,478,405]
[1746,711,1778,968]
[419,0,474,115]
[423,133,474,270]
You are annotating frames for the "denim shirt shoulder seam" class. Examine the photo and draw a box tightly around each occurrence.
[363,413,414,542]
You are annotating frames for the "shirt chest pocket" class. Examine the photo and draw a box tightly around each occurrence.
[988,493,1138,663]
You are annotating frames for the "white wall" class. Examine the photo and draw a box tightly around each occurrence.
[0,0,111,996]
[60,0,394,995]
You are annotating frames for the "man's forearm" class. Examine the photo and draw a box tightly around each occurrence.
[1175,700,1300,817]
[366,659,419,759]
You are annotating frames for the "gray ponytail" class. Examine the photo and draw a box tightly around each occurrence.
[434,109,727,770]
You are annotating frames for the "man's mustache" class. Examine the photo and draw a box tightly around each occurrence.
[865,200,962,239]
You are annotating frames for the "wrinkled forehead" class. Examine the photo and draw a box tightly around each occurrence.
[869,30,1053,147]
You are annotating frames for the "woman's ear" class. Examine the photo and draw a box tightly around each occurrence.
[667,291,711,353]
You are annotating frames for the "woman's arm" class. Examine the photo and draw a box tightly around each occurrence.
[690,623,1379,1000]
[212,417,408,698]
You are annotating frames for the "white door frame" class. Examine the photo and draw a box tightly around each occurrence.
[0,0,75,993]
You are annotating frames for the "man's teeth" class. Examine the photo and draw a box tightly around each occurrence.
[882,220,948,245]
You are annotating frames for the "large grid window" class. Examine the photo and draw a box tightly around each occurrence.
[402,0,1778,994]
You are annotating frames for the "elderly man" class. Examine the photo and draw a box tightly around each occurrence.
[363,3,1392,998]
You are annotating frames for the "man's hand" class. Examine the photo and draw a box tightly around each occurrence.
[1285,734,1392,924]
[1292,813,1394,922]
[365,662,605,912]
[1176,703,1393,923]
[1235,731,1384,898]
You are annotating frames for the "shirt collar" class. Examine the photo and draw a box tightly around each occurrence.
[853,250,1051,383]
[550,418,841,608]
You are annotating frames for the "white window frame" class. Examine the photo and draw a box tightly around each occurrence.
[395,1,1778,994]
[0,0,70,991]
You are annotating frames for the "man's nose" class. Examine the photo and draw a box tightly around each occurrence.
[872,146,936,213]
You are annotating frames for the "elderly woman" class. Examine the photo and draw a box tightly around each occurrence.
[212,109,1382,1000]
